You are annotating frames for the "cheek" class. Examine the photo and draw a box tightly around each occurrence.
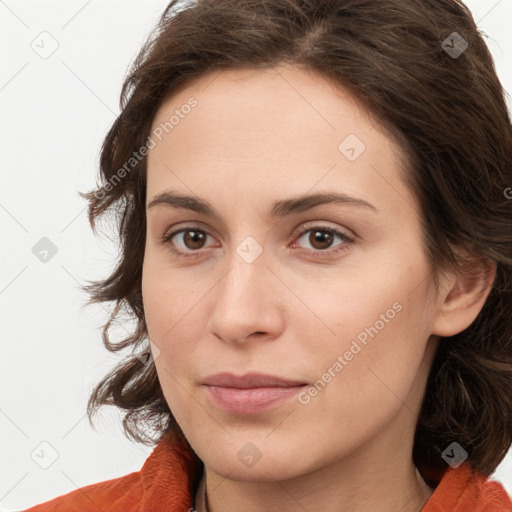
[142,266,200,423]
[289,315,429,462]
[141,254,208,388]
[327,315,432,438]
[141,250,199,341]
[283,250,431,351]
[296,257,435,410]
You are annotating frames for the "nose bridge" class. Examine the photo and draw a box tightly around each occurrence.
[208,235,282,342]
[219,222,269,301]
[218,239,270,314]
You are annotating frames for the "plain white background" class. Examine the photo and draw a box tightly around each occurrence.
[1,0,511,510]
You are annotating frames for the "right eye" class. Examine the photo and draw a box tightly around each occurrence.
[161,226,219,257]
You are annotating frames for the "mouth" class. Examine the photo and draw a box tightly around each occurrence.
[202,371,307,388]
[201,372,308,414]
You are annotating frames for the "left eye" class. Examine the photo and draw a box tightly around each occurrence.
[294,226,353,253]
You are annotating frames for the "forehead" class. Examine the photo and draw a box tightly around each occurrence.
[150,65,377,155]
[146,65,416,220]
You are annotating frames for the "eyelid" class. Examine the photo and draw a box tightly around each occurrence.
[291,220,355,241]
[161,220,217,240]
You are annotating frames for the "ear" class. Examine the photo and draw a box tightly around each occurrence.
[431,252,496,337]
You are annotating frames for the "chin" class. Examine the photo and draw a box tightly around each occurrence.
[195,436,318,482]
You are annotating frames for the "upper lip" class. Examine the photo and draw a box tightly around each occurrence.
[202,372,307,388]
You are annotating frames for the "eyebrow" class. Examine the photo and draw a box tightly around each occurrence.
[147,191,378,218]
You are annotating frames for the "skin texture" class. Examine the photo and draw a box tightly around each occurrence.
[142,65,495,512]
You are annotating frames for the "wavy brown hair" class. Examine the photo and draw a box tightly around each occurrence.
[82,0,512,481]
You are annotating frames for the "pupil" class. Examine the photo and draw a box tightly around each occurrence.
[186,230,204,249]
[311,230,332,249]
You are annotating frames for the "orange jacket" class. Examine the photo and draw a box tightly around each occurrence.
[26,430,512,511]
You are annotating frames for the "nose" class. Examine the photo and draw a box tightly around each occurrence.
[207,246,285,346]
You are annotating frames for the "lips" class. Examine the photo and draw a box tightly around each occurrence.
[201,372,307,414]
[201,372,307,388]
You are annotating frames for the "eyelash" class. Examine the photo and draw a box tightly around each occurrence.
[160,223,355,259]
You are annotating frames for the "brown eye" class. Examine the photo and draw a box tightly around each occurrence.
[294,225,353,255]
[182,229,207,250]
[163,227,215,254]
[308,230,334,250]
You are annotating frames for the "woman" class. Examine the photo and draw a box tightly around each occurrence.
[27,0,512,510]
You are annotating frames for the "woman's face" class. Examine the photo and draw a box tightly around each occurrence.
[142,65,443,481]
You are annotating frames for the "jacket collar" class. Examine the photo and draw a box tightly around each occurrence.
[138,428,203,511]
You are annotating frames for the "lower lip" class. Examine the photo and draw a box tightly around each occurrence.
[203,385,306,414]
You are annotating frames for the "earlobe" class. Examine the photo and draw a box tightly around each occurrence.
[431,256,496,337]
